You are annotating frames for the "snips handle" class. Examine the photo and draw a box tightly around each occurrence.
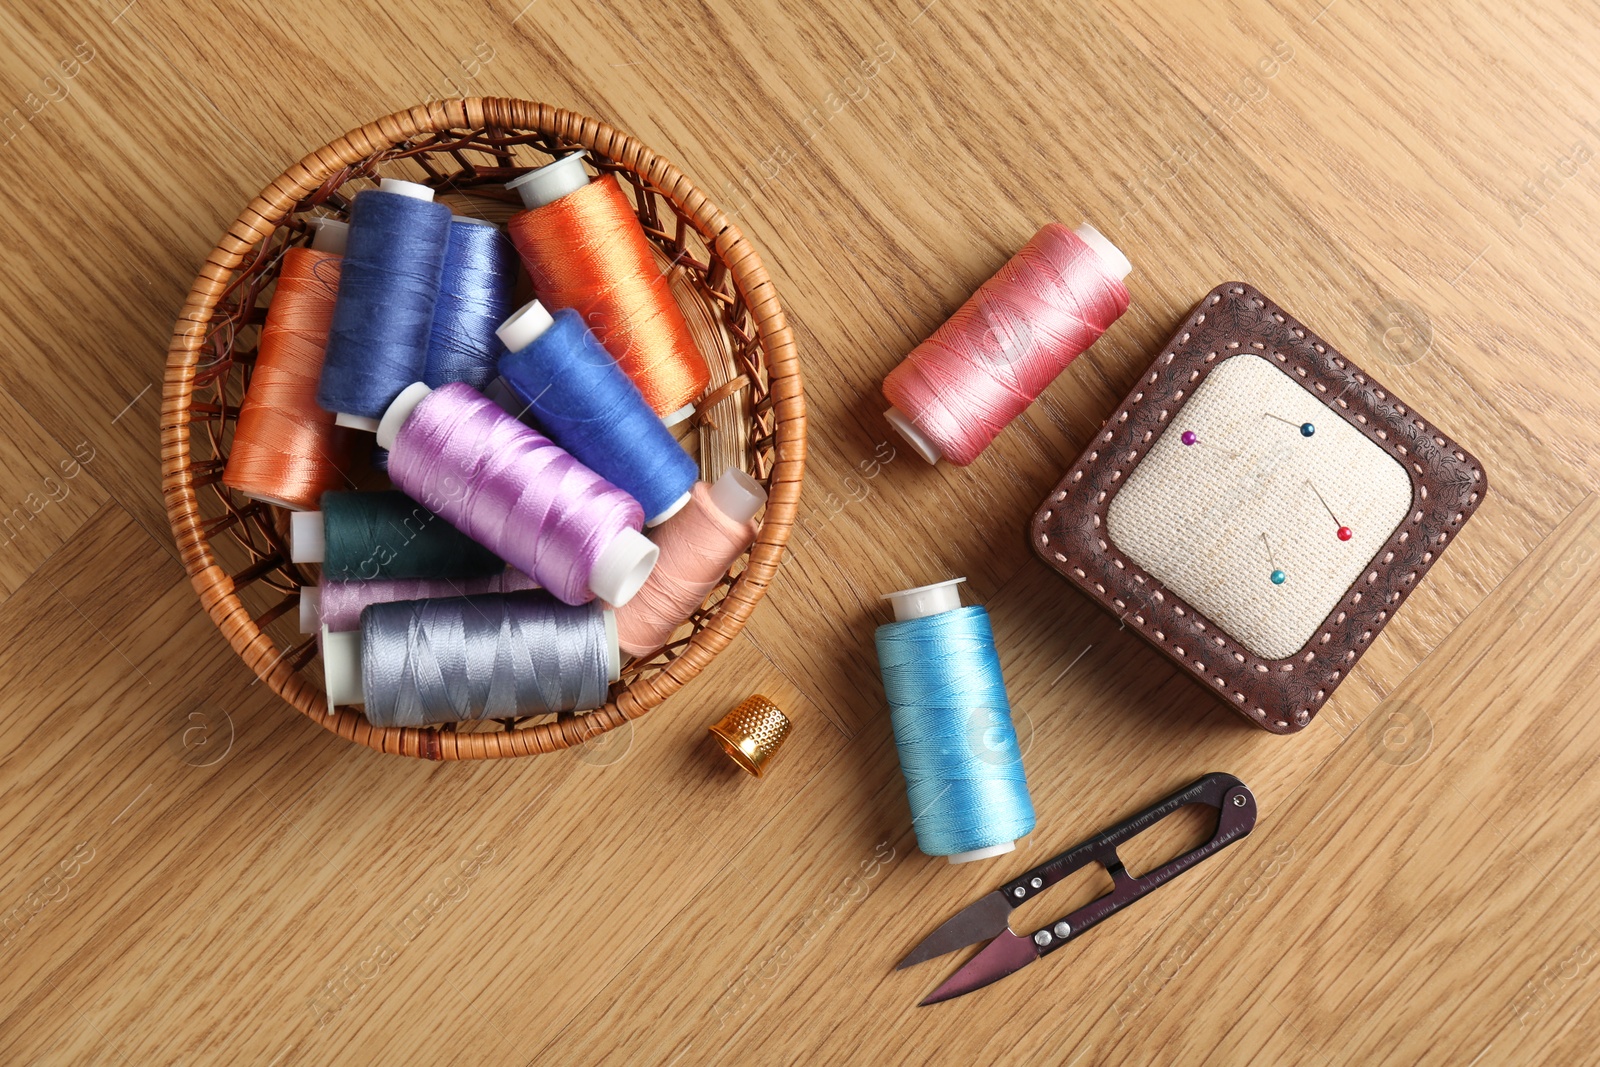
[1004,772,1256,955]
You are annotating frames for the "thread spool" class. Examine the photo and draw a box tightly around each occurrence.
[424,217,518,390]
[301,569,538,633]
[319,590,620,725]
[319,178,453,430]
[614,469,765,657]
[376,381,658,607]
[874,578,1036,863]
[506,154,710,425]
[882,222,1131,466]
[497,300,699,526]
[223,219,354,510]
[290,490,504,580]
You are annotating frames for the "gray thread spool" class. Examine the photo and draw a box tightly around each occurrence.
[322,590,620,727]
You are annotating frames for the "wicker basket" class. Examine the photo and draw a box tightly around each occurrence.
[161,99,805,759]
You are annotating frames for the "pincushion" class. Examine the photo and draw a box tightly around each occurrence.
[1030,282,1487,733]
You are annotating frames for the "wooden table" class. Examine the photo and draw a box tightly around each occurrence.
[1,0,1597,1062]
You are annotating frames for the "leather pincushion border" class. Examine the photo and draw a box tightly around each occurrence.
[1029,282,1487,734]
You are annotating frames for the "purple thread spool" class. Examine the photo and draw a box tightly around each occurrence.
[377,382,658,607]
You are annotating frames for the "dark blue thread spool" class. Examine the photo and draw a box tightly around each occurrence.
[318,179,452,429]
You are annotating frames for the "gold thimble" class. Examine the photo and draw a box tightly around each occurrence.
[708,694,792,777]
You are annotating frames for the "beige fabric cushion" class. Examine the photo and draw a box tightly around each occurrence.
[1106,354,1413,660]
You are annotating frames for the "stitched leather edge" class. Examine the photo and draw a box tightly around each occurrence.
[1029,282,1489,734]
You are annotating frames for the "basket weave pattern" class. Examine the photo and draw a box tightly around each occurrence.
[160,99,805,759]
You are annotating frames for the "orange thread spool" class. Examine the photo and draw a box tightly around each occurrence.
[615,470,765,657]
[507,157,710,423]
[223,226,353,510]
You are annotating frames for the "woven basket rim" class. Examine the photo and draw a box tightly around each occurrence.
[160,98,806,759]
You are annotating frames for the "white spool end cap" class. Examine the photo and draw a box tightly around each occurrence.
[884,407,943,465]
[507,153,590,209]
[662,403,696,428]
[378,177,436,202]
[647,491,693,528]
[334,412,380,432]
[376,382,432,451]
[291,511,325,563]
[496,299,555,352]
[948,841,1017,864]
[299,587,321,634]
[590,528,660,607]
[1073,221,1132,282]
[882,577,966,622]
[321,626,363,706]
[601,608,622,682]
[708,468,767,524]
[309,218,349,254]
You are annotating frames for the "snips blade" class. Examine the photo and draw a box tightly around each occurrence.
[895,890,1012,971]
[918,930,1040,1005]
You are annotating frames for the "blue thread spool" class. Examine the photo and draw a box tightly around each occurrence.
[495,300,698,525]
[874,578,1036,863]
[318,179,453,430]
[423,217,518,391]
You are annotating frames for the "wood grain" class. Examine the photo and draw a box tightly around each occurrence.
[0,0,1596,1063]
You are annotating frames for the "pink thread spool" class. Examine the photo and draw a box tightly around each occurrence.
[882,222,1132,466]
[301,569,539,633]
[614,469,765,657]
[377,381,658,607]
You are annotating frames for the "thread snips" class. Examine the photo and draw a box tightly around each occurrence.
[897,772,1257,1004]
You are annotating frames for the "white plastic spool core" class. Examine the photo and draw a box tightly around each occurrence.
[496,299,555,353]
[590,528,660,606]
[880,577,1017,864]
[309,217,349,254]
[647,492,693,528]
[237,490,304,511]
[335,412,381,432]
[299,586,322,634]
[376,382,432,451]
[881,576,965,622]
[947,841,1018,864]
[884,406,944,466]
[507,153,590,209]
[708,468,767,524]
[378,177,436,202]
[662,403,696,428]
[601,608,622,682]
[291,511,325,563]
[1073,221,1133,282]
[321,626,364,706]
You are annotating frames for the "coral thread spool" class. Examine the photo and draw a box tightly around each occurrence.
[614,469,766,657]
[376,382,658,607]
[496,299,699,526]
[223,219,354,510]
[882,222,1131,465]
[875,578,1036,863]
[505,154,710,425]
[318,178,453,431]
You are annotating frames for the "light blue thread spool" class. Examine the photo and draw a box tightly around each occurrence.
[874,578,1036,863]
